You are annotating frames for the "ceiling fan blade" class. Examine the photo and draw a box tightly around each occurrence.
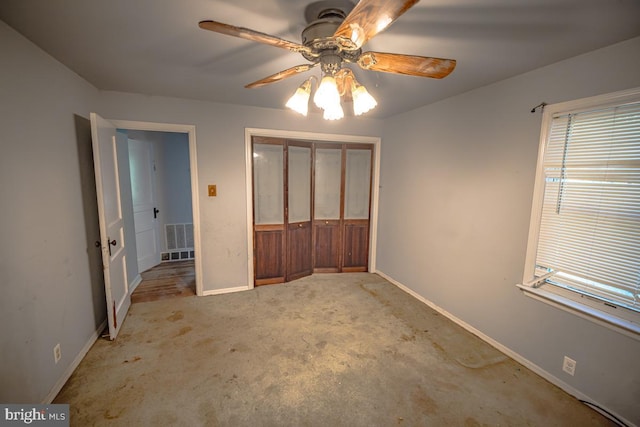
[358,51,456,79]
[333,0,420,50]
[245,64,318,89]
[199,20,310,54]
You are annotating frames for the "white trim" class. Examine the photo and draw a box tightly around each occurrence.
[244,130,255,289]
[375,270,635,427]
[522,101,554,285]
[517,284,640,341]
[368,134,381,274]
[129,274,142,294]
[43,319,108,404]
[110,119,204,297]
[244,127,381,287]
[203,285,250,296]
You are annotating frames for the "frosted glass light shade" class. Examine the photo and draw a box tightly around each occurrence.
[352,85,377,116]
[285,71,375,120]
[323,102,344,120]
[313,76,340,110]
[285,79,312,116]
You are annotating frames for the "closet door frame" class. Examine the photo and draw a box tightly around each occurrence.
[245,128,380,289]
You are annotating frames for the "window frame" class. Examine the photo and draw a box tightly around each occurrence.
[520,87,640,340]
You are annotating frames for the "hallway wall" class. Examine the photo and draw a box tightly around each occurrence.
[159,132,192,226]
[126,130,193,255]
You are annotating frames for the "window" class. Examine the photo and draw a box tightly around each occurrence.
[520,87,640,338]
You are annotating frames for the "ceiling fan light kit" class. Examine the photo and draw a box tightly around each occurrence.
[285,78,314,116]
[199,0,456,120]
[285,67,378,119]
[352,83,377,116]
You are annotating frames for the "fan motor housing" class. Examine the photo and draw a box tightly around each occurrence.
[302,2,348,47]
[301,1,361,64]
[301,19,341,46]
[304,0,354,24]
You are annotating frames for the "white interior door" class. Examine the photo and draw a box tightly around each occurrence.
[128,138,160,272]
[90,112,131,340]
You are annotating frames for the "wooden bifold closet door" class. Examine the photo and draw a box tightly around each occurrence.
[252,136,372,286]
[341,146,372,272]
[286,142,313,281]
[252,139,286,285]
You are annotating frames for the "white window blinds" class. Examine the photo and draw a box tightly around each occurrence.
[534,101,640,313]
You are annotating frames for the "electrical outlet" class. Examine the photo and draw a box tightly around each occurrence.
[53,343,61,364]
[562,356,576,376]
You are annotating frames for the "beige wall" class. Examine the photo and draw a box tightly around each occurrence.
[2,14,639,423]
[0,21,103,402]
[377,36,640,424]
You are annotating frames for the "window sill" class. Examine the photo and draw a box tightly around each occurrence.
[516,284,640,341]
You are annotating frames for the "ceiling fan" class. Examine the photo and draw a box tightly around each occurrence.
[199,0,457,118]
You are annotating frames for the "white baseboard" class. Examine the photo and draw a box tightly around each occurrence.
[375,270,634,427]
[43,319,108,404]
[202,285,250,296]
[129,274,142,293]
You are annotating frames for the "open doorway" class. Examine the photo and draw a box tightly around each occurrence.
[90,114,201,338]
[110,119,203,299]
[123,130,196,303]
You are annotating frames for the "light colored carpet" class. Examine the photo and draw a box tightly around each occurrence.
[55,273,613,426]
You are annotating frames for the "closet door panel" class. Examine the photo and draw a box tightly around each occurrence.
[313,147,342,271]
[342,147,372,271]
[253,141,285,285]
[342,220,369,271]
[254,143,284,225]
[344,148,372,220]
[287,222,312,280]
[313,220,341,272]
[254,227,286,282]
[287,144,312,281]
[314,148,342,219]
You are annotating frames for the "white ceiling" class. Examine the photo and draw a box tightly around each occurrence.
[1,0,639,118]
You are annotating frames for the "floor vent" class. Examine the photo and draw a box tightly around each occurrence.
[162,223,194,261]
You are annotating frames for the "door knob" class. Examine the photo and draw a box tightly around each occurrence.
[108,239,117,256]
[154,208,160,219]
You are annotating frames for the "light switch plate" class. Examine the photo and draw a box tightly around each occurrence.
[208,185,217,197]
